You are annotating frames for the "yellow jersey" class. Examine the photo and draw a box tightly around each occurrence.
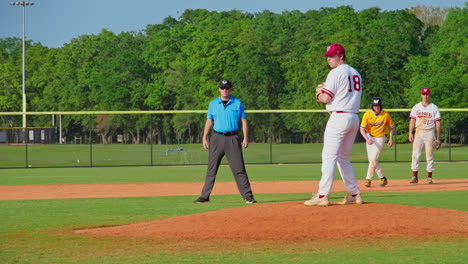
[360,109,395,137]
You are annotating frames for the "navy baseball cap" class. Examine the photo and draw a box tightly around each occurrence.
[371,97,382,106]
[219,79,232,88]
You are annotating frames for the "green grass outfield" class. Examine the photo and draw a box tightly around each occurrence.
[0,163,467,263]
[1,142,468,168]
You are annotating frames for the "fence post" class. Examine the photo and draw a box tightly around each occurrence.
[269,113,273,164]
[59,114,62,144]
[150,114,153,166]
[25,128,28,168]
[89,114,93,167]
[448,111,451,162]
[394,113,397,162]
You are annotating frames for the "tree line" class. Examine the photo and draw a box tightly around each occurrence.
[0,5,466,144]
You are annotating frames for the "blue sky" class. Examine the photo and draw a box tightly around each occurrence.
[1,0,466,48]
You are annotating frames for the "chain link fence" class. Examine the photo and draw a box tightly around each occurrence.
[0,110,467,168]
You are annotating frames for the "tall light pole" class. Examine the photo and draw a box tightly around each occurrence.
[10,1,34,130]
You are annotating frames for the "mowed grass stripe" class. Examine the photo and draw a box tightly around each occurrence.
[1,162,468,185]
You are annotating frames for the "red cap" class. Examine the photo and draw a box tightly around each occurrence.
[322,44,345,57]
[421,88,431,94]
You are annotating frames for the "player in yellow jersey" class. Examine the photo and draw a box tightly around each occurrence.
[359,97,395,187]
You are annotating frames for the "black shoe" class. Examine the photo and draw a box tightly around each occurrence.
[245,196,257,204]
[194,197,210,203]
[380,177,388,187]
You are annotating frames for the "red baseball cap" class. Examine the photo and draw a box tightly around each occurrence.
[322,44,345,57]
[421,88,431,94]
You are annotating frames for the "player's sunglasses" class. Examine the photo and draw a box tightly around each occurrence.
[219,87,231,90]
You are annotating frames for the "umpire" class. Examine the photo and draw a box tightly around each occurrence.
[194,79,257,204]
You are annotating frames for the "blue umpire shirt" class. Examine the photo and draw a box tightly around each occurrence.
[207,95,246,133]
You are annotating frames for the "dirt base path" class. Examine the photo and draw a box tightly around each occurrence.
[1,179,467,201]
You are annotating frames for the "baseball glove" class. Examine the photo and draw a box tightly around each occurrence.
[432,138,441,150]
[315,83,325,101]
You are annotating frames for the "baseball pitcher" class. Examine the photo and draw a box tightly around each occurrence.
[408,88,441,184]
[360,97,394,187]
[305,43,363,206]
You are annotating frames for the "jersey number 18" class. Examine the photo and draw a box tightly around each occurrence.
[348,75,361,92]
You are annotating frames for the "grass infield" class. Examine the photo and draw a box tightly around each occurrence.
[0,163,467,263]
[0,162,467,185]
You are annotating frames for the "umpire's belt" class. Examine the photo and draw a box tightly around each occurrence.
[213,130,238,136]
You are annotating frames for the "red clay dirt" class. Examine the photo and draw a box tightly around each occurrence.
[2,179,467,241]
[1,179,468,200]
[75,202,468,240]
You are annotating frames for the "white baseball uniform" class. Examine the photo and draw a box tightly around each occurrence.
[409,102,441,172]
[318,64,362,196]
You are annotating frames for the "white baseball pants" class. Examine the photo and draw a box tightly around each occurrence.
[411,129,435,172]
[318,113,360,196]
[365,134,386,180]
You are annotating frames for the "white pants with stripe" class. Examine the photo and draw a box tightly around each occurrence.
[365,134,386,180]
[411,129,435,172]
[318,113,360,196]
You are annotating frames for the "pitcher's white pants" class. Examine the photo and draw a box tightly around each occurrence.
[318,113,360,196]
[411,129,435,172]
[365,134,386,180]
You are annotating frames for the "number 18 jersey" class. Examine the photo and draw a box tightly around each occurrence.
[322,64,362,113]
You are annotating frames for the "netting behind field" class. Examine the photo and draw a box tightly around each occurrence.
[0,110,467,168]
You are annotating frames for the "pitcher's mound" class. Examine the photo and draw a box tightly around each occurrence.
[75,202,468,240]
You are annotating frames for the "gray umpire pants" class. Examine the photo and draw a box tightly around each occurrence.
[200,133,253,199]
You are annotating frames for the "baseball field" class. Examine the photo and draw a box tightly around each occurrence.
[1,162,467,263]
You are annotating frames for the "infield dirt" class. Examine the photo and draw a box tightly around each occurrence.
[2,179,467,241]
[75,202,468,240]
[1,179,467,200]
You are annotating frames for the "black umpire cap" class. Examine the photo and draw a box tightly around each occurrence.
[219,79,232,88]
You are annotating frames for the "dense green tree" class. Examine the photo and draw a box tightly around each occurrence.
[0,38,22,114]
[1,5,466,144]
[0,38,37,127]
[357,9,423,108]
[143,18,186,144]
[405,4,468,143]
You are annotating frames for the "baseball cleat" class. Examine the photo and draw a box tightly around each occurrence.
[365,179,372,187]
[193,196,210,203]
[337,193,364,205]
[380,177,388,187]
[245,196,257,204]
[426,177,433,184]
[410,176,418,184]
[304,194,329,206]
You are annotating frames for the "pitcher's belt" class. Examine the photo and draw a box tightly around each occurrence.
[329,111,358,114]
